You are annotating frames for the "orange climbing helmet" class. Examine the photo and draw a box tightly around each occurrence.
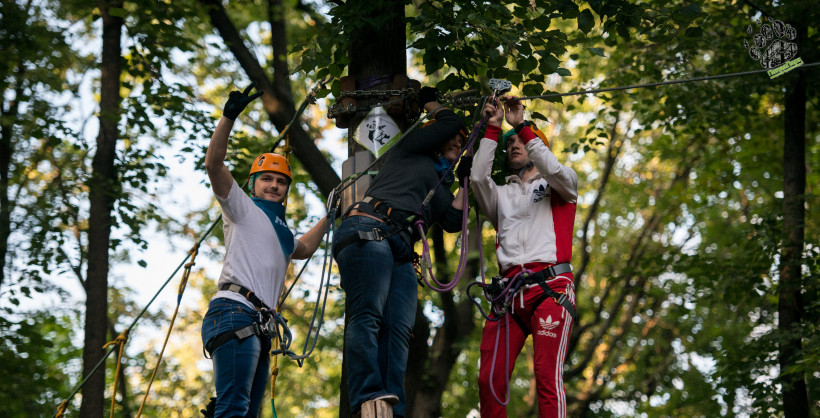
[249,153,292,183]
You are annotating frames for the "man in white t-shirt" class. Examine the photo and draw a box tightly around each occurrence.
[200,83,326,417]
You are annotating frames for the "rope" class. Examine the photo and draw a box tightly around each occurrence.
[272,203,338,364]
[135,243,200,417]
[445,62,820,106]
[54,401,68,418]
[489,314,512,406]
[268,78,330,153]
[269,83,329,396]
[102,329,129,418]
[270,336,281,418]
[414,94,498,292]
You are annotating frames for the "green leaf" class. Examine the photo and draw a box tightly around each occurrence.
[519,56,538,75]
[578,9,595,33]
[522,83,543,97]
[556,67,572,77]
[540,54,560,73]
[531,111,548,122]
[679,4,702,15]
[589,47,606,57]
[138,260,147,268]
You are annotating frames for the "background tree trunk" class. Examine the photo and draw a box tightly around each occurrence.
[79,0,123,416]
[202,0,340,197]
[778,11,808,418]
[0,66,23,291]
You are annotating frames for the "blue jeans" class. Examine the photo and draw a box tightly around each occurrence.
[334,216,418,417]
[201,298,271,418]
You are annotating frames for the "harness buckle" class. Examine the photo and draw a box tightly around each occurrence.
[358,228,385,241]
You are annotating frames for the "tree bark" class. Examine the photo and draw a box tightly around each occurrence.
[778,16,808,418]
[79,0,123,416]
[339,1,407,416]
[201,0,340,197]
[0,64,24,292]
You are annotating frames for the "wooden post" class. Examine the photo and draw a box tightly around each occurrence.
[359,399,394,418]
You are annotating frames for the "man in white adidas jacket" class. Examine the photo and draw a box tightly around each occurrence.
[471,96,578,417]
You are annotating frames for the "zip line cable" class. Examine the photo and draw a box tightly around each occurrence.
[488,62,820,104]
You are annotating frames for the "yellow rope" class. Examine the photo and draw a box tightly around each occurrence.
[55,400,69,418]
[270,336,281,418]
[102,329,130,418]
[135,244,200,417]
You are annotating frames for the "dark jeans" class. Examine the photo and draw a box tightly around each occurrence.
[201,298,271,418]
[334,216,417,417]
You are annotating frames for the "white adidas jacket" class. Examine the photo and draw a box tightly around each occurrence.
[470,127,578,274]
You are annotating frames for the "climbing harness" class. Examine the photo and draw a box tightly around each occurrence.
[521,264,577,320]
[202,283,283,357]
[468,264,575,405]
[332,196,416,256]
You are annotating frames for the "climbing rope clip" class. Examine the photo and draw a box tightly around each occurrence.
[488,78,512,94]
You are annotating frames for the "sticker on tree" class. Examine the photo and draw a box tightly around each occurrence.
[354,107,402,157]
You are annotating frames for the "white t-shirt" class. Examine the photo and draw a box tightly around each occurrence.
[211,179,297,310]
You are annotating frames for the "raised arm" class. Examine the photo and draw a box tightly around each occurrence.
[205,117,236,199]
[503,96,578,203]
[204,83,263,199]
[469,100,505,227]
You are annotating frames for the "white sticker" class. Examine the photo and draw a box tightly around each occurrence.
[354,107,402,157]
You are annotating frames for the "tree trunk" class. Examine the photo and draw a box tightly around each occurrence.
[778,17,808,418]
[339,1,407,417]
[79,1,123,416]
[0,65,24,291]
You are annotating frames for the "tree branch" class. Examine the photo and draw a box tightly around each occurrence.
[200,0,341,197]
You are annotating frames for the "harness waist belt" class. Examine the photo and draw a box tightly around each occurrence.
[525,263,578,321]
[219,283,271,311]
[334,197,416,256]
[522,263,573,284]
[204,323,265,357]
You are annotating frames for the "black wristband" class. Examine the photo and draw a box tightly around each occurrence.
[514,121,531,134]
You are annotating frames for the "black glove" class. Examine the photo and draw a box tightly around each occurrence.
[200,396,216,417]
[417,86,439,106]
[223,82,263,120]
[456,155,472,184]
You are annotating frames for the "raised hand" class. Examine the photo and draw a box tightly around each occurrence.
[502,95,525,127]
[482,101,504,127]
[222,82,264,120]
